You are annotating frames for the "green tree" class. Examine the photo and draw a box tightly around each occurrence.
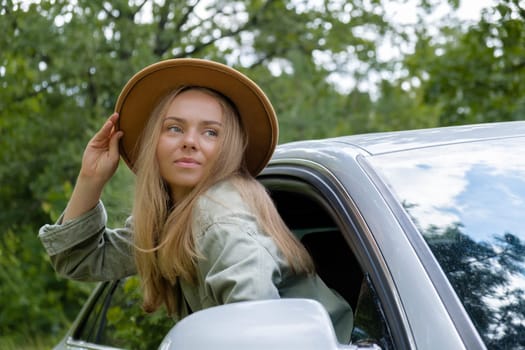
[0,0,406,346]
[402,0,525,125]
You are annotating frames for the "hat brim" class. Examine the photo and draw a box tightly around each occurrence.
[115,58,278,176]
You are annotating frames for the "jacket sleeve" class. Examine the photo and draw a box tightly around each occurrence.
[38,201,136,281]
[196,220,282,308]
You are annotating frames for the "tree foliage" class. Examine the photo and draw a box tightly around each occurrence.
[0,0,398,345]
[402,0,525,125]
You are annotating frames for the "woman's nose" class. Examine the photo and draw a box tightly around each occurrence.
[182,130,197,149]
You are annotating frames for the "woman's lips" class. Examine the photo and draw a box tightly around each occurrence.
[174,157,200,167]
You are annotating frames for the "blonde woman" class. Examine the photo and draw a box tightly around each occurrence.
[39,59,353,343]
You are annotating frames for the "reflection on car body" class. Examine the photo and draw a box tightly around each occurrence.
[55,121,525,350]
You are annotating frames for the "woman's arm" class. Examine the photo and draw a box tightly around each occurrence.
[39,202,136,281]
[63,113,123,222]
[39,113,134,281]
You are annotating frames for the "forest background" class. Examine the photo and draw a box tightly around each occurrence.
[1,0,524,348]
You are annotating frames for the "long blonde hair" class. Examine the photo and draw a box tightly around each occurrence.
[132,86,314,316]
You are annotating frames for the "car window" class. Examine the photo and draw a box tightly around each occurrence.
[370,138,525,349]
[264,179,394,349]
[352,275,394,349]
[73,276,174,350]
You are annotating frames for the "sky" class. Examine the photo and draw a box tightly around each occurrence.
[371,140,525,242]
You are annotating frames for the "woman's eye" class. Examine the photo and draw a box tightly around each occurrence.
[167,125,182,133]
[204,129,218,137]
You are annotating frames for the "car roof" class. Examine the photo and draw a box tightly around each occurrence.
[274,120,525,157]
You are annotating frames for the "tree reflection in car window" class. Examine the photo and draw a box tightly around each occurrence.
[371,139,525,349]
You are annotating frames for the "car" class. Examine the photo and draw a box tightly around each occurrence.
[54,121,525,349]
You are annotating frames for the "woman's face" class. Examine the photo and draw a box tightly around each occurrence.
[156,89,224,200]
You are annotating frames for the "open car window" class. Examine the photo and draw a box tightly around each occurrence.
[263,176,395,349]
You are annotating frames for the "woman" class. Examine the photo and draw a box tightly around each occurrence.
[39,59,353,343]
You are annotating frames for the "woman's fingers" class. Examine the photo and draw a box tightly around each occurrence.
[91,113,119,145]
[80,113,123,180]
[109,128,124,160]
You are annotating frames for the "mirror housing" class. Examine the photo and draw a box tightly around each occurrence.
[158,299,380,350]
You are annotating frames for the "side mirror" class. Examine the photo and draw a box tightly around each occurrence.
[158,299,381,350]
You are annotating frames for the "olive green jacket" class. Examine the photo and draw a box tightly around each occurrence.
[39,180,353,343]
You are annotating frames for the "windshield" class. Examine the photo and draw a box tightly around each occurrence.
[370,137,525,349]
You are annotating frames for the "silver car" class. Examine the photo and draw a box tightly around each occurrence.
[55,121,525,349]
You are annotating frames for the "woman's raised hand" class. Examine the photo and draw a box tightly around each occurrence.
[63,113,123,222]
[79,113,124,186]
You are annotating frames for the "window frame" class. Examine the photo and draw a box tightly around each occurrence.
[259,161,410,349]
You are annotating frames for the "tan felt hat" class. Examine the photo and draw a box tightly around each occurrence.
[115,58,278,176]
